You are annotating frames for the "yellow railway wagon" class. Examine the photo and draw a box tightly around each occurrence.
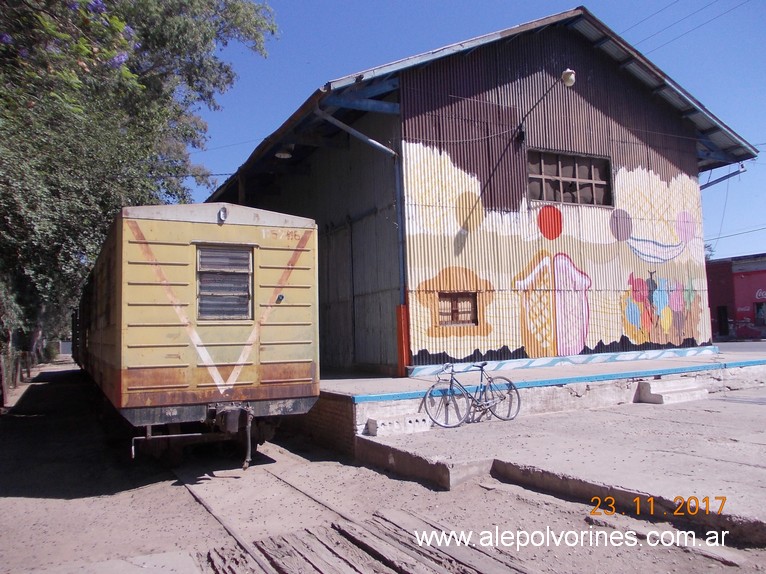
[75,203,318,462]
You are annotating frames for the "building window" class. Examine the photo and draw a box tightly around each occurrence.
[528,150,612,206]
[438,292,478,326]
[198,247,252,320]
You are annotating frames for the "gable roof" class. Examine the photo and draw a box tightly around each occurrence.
[209,6,757,202]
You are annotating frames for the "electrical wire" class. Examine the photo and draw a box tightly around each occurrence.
[646,0,751,54]
[711,166,732,252]
[634,0,721,45]
[620,0,681,34]
[706,224,766,241]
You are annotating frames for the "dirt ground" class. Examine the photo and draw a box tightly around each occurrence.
[1,360,764,573]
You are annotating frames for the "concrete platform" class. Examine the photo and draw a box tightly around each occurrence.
[356,386,766,546]
[311,346,766,442]
[300,345,766,546]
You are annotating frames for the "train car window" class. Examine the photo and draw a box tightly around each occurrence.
[197,247,253,320]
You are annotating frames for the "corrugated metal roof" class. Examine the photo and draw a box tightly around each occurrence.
[209,5,756,202]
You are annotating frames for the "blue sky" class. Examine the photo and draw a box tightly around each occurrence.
[189,0,765,260]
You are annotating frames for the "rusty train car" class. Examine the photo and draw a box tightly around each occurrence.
[73,203,319,465]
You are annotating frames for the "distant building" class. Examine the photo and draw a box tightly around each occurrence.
[209,7,757,375]
[707,254,766,340]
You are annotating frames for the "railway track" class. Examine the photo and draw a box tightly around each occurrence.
[173,443,535,574]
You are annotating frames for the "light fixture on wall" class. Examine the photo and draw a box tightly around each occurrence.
[561,68,576,87]
[275,144,294,159]
[517,68,576,142]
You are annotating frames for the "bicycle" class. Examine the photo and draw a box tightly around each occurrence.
[423,362,520,428]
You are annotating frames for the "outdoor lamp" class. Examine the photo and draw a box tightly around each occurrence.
[561,68,576,87]
[275,144,294,159]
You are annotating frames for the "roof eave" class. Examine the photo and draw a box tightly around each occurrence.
[207,5,757,202]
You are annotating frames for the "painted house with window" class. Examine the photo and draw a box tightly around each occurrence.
[208,7,756,375]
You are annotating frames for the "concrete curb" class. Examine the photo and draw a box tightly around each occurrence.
[356,436,766,547]
[490,460,766,548]
[355,435,493,490]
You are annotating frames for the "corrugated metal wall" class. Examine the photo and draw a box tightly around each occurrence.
[401,26,709,365]
[249,113,402,373]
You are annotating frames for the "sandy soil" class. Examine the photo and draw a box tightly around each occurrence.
[1,360,764,573]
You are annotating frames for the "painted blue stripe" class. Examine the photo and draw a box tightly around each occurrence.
[406,346,720,377]
[720,359,766,369]
[349,384,486,404]
[341,358,766,404]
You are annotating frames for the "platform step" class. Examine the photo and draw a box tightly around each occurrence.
[366,414,431,437]
[638,379,709,404]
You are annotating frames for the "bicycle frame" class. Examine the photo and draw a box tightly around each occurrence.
[424,362,520,428]
[437,363,498,410]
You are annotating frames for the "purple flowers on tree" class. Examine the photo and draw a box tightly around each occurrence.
[0,33,13,45]
[87,0,107,14]
[109,52,129,68]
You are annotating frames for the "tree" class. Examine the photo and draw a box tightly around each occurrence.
[0,0,276,357]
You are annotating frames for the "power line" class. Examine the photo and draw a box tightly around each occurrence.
[711,165,732,252]
[620,0,681,34]
[706,224,766,241]
[634,0,721,46]
[646,0,752,54]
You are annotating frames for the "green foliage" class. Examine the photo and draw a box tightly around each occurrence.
[0,0,276,347]
[1,0,141,113]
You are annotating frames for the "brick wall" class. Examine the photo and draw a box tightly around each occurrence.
[288,392,358,456]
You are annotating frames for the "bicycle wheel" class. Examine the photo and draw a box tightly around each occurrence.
[424,379,471,428]
[487,376,521,420]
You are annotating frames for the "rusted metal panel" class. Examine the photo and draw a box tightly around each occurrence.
[401,26,709,365]
[120,369,318,409]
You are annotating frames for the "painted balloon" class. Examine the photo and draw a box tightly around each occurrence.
[610,209,632,242]
[669,283,685,312]
[660,306,673,333]
[626,299,642,328]
[628,273,648,303]
[652,278,669,311]
[538,205,563,240]
[675,211,695,244]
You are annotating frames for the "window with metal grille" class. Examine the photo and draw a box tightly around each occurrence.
[528,151,613,206]
[197,247,252,320]
[438,292,478,326]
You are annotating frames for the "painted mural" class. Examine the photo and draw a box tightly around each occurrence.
[404,141,711,364]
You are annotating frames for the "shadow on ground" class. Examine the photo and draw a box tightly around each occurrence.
[0,367,173,500]
[1,364,350,499]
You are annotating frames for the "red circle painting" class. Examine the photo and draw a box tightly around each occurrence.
[537,205,562,240]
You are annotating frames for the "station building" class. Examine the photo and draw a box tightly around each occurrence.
[208,7,756,376]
